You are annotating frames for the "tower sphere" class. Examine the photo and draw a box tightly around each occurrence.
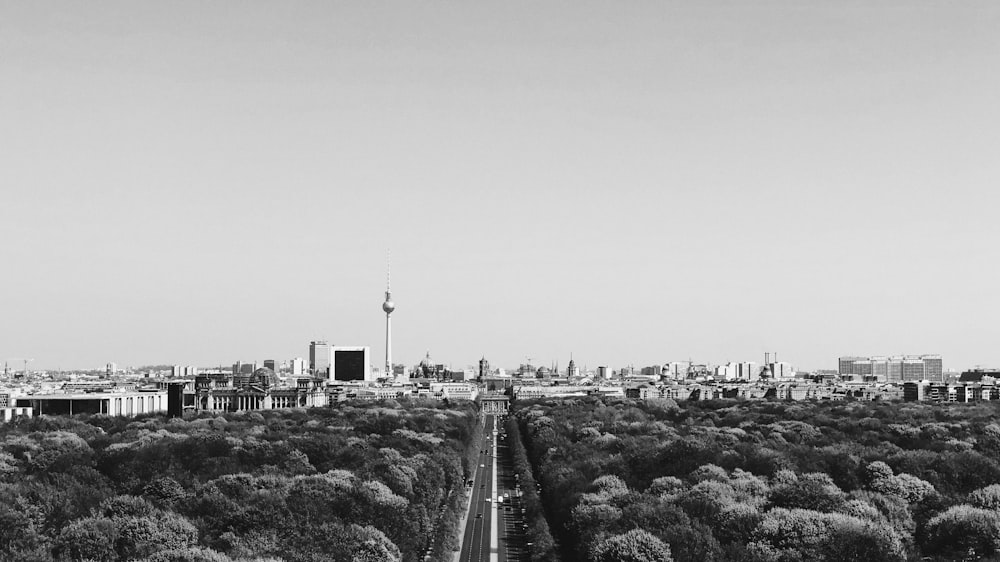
[383,300,395,314]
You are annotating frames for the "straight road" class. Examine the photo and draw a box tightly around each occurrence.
[459,414,498,562]
[457,413,528,562]
[494,416,528,562]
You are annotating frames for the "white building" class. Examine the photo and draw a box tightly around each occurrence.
[769,362,795,379]
[663,362,688,381]
[736,362,760,381]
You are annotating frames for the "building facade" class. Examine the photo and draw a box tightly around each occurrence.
[194,370,327,413]
[15,390,167,417]
[310,341,332,376]
[839,355,943,382]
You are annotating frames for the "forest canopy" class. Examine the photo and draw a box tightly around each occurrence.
[513,396,1000,562]
[0,400,482,562]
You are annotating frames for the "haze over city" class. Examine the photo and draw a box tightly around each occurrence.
[3,2,999,372]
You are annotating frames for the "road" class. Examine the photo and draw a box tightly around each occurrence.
[457,413,527,562]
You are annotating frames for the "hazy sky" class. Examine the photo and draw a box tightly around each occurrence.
[3,2,999,372]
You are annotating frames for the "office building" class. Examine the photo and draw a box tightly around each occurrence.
[769,362,795,379]
[172,365,198,377]
[839,355,943,382]
[330,346,372,382]
[231,362,257,376]
[737,362,760,381]
[310,341,332,376]
[662,362,687,381]
[291,357,305,376]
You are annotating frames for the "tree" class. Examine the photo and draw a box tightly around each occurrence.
[115,511,198,560]
[865,462,936,504]
[591,529,672,562]
[749,508,904,562]
[970,484,1000,510]
[646,476,683,497]
[52,517,117,562]
[923,504,1000,559]
[768,473,845,513]
[143,477,187,508]
[145,547,234,562]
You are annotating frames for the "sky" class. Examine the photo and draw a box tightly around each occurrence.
[2,1,999,373]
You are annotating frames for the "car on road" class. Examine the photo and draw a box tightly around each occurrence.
[476,514,483,519]
[480,464,485,467]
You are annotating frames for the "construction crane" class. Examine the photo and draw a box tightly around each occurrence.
[4,358,34,378]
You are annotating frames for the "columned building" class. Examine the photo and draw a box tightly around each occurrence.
[194,368,327,412]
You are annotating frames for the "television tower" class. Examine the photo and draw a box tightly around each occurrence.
[382,258,395,378]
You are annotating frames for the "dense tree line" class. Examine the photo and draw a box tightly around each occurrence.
[514,397,1000,562]
[504,417,559,562]
[0,399,481,562]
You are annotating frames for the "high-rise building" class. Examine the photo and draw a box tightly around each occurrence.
[479,357,490,379]
[291,358,305,376]
[310,341,332,376]
[923,355,943,380]
[106,363,117,376]
[263,359,277,373]
[330,346,372,382]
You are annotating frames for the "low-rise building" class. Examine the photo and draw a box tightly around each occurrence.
[15,389,167,417]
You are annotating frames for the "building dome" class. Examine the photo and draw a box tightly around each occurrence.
[382,299,395,313]
[251,367,278,387]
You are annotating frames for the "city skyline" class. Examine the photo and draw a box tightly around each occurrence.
[3,3,1000,372]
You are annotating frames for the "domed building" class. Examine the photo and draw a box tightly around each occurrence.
[417,351,446,378]
[251,367,279,388]
[195,366,327,413]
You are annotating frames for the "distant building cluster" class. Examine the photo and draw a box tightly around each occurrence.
[0,260,984,423]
